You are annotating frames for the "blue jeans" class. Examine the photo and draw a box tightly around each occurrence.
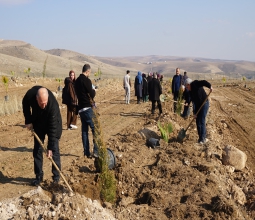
[196,101,209,142]
[79,108,98,157]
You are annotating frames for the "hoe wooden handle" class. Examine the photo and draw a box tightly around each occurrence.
[32,130,73,193]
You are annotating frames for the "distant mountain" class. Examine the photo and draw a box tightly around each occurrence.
[0,40,126,78]
[0,40,254,79]
[94,55,255,79]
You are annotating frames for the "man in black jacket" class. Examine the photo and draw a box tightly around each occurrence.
[75,64,98,158]
[148,73,163,115]
[22,86,62,186]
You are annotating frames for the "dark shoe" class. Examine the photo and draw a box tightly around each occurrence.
[31,179,41,186]
[53,179,59,184]
[85,154,92,159]
[31,174,43,186]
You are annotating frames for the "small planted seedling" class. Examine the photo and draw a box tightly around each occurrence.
[24,67,31,77]
[158,121,173,143]
[2,76,9,101]
[55,78,62,91]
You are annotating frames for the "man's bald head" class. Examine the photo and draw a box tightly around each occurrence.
[36,88,49,109]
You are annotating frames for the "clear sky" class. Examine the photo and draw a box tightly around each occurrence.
[0,0,255,61]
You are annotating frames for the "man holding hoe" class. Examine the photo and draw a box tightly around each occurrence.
[22,86,62,186]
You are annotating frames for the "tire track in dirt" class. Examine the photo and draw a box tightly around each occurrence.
[97,92,150,140]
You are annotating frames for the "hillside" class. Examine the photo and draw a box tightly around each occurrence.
[1,39,254,81]
[95,55,255,79]
[0,40,126,79]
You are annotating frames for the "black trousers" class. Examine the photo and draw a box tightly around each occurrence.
[151,100,162,114]
[33,128,61,181]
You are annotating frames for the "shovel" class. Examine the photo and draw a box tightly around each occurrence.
[31,130,73,193]
[177,91,211,142]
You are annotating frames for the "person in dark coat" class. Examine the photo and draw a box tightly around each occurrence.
[75,64,98,158]
[148,73,163,115]
[185,78,213,144]
[147,72,152,83]
[181,71,188,85]
[22,86,62,186]
[134,71,143,104]
[172,68,183,113]
[142,73,149,102]
[62,70,78,130]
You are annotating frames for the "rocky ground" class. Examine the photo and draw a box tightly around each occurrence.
[1,77,255,219]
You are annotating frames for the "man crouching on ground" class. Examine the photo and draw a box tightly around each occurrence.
[22,86,62,186]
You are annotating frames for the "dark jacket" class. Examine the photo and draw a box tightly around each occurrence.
[148,78,162,101]
[75,74,95,110]
[134,76,143,97]
[142,77,149,96]
[62,77,77,106]
[190,80,211,113]
[172,74,182,94]
[22,86,62,150]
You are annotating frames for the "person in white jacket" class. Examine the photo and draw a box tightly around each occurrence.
[123,70,131,104]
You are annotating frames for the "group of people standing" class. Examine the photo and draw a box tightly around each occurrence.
[123,71,163,115]
[22,64,98,186]
[125,68,213,145]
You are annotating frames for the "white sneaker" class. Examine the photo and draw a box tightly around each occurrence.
[200,138,209,144]
[70,124,77,129]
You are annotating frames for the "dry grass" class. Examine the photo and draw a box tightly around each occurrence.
[0,95,22,116]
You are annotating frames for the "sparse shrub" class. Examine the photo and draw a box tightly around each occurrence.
[55,78,62,86]
[24,67,31,77]
[93,109,116,203]
[42,56,48,78]
[10,70,15,77]
[2,76,9,96]
[0,95,22,115]
[222,76,226,84]
[94,67,102,80]
[158,121,173,143]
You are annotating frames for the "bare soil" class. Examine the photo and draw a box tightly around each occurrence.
[1,78,255,219]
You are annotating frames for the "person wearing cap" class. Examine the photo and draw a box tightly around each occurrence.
[148,72,163,115]
[185,78,213,144]
[172,68,183,113]
[123,70,131,104]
